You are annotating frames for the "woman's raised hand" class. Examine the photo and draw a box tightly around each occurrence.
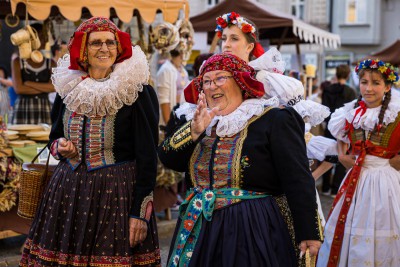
[191,92,218,141]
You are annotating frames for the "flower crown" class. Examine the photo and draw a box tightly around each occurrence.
[355,59,399,83]
[215,12,256,39]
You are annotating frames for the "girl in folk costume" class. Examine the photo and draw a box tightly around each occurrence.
[317,59,400,267]
[214,11,330,125]
[20,17,161,266]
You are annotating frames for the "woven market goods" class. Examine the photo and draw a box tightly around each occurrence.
[18,147,54,219]
[5,130,19,135]
[8,141,25,148]
[26,131,50,138]
[8,124,44,131]
[5,130,19,140]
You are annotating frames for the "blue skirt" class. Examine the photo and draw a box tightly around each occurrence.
[169,197,297,267]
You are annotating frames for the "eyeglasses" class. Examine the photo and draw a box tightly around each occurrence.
[202,76,233,89]
[88,40,118,50]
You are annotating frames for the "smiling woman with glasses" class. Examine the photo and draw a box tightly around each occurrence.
[202,75,232,89]
[88,40,118,50]
[20,17,161,267]
[159,53,322,267]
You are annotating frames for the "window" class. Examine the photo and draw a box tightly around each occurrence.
[207,0,219,8]
[291,0,305,20]
[345,0,367,23]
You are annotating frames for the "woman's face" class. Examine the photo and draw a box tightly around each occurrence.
[359,71,391,108]
[221,26,254,63]
[202,70,243,116]
[87,31,117,73]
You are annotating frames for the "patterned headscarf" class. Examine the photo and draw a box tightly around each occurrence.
[184,53,265,103]
[68,17,132,71]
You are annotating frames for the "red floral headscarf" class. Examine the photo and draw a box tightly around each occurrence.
[184,53,265,104]
[68,17,132,71]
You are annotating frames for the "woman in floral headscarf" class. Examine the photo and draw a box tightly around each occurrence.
[159,53,322,267]
[20,17,161,266]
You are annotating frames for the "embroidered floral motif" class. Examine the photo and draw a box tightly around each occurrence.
[63,110,116,171]
[240,155,250,169]
[167,188,269,267]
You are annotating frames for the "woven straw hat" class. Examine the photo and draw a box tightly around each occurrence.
[26,25,41,50]
[30,50,44,63]
[10,28,30,46]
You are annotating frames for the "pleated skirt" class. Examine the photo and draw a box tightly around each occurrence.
[317,155,400,266]
[168,197,297,267]
[20,161,161,266]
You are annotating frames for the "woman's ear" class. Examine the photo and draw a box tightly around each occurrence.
[246,42,255,55]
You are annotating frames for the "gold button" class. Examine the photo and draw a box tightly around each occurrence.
[215,150,219,154]
[213,166,217,171]
[214,158,218,162]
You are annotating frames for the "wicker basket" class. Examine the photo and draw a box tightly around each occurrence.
[17,147,54,219]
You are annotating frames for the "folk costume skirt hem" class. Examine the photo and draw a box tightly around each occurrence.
[20,161,161,267]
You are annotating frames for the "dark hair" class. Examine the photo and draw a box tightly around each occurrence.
[30,23,43,33]
[227,16,259,61]
[30,23,46,49]
[0,66,9,79]
[320,80,331,91]
[170,49,181,58]
[193,53,213,76]
[336,64,350,80]
[358,68,393,86]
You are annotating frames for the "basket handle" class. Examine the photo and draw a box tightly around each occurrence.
[31,141,51,164]
[32,141,52,193]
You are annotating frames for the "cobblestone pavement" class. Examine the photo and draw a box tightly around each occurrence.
[1,195,334,267]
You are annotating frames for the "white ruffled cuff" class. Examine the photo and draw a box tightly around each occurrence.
[292,100,330,127]
[307,136,338,161]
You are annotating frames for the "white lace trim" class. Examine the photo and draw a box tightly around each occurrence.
[175,97,279,137]
[292,99,330,127]
[328,92,400,143]
[51,46,150,116]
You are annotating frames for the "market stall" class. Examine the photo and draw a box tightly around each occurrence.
[2,0,189,23]
[355,40,400,66]
[190,0,340,66]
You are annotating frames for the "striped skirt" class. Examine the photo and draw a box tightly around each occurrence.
[13,94,51,125]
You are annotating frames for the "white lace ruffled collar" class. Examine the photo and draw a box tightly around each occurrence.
[176,97,279,137]
[51,46,149,117]
[343,93,400,131]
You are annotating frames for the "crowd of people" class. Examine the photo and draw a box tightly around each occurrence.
[0,9,397,267]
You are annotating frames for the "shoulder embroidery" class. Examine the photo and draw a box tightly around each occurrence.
[168,121,193,150]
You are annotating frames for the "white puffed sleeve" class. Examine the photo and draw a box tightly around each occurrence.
[307,136,338,161]
[327,100,357,143]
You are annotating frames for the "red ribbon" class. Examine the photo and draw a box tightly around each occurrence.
[252,42,265,58]
[351,101,367,126]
